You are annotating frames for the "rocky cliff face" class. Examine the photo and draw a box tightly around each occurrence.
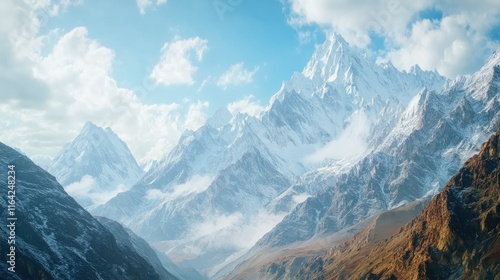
[0,142,176,280]
[95,217,178,280]
[279,130,500,280]
[227,197,429,280]
[256,46,500,250]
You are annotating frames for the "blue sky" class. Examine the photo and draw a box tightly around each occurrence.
[1,0,499,164]
[39,0,321,111]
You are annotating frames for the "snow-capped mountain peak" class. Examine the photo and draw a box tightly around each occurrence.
[48,121,144,208]
[463,46,500,102]
[206,106,233,129]
[0,141,177,280]
[91,35,500,279]
[276,33,445,108]
[81,120,99,132]
[484,46,500,68]
[302,33,352,82]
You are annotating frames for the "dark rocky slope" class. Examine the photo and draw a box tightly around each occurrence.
[0,142,176,280]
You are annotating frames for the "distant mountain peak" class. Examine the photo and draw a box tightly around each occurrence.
[48,122,143,207]
[470,46,500,77]
[462,46,500,102]
[488,46,500,65]
[280,32,446,106]
[409,64,424,74]
[81,120,103,134]
[83,120,98,129]
[0,142,178,280]
[207,106,232,129]
[80,121,116,138]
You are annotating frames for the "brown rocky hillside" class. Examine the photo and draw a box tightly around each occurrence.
[298,130,500,280]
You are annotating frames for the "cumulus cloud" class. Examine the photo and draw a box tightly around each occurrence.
[306,110,371,163]
[385,16,497,78]
[136,0,167,15]
[217,62,259,90]
[286,0,429,47]
[0,2,210,164]
[285,0,500,77]
[150,36,208,86]
[227,95,265,117]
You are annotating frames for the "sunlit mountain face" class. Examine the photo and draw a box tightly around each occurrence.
[1,1,499,279]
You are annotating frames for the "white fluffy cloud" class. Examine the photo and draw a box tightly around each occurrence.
[227,95,265,117]
[287,0,430,47]
[136,0,167,15]
[0,1,209,164]
[150,36,208,86]
[385,16,497,78]
[217,62,259,90]
[285,0,500,78]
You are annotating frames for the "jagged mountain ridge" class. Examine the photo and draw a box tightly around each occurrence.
[48,121,143,207]
[0,142,177,280]
[294,129,500,280]
[93,33,470,277]
[255,46,500,250]
[93,35,450,273]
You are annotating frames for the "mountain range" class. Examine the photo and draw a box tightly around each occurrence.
[26,31,500,279]
[77,33,500,278]
[235,129,499,280]
[256,45,500,250]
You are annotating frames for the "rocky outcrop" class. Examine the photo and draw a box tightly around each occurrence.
[0,142,176,280]
[298,130,500,279]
